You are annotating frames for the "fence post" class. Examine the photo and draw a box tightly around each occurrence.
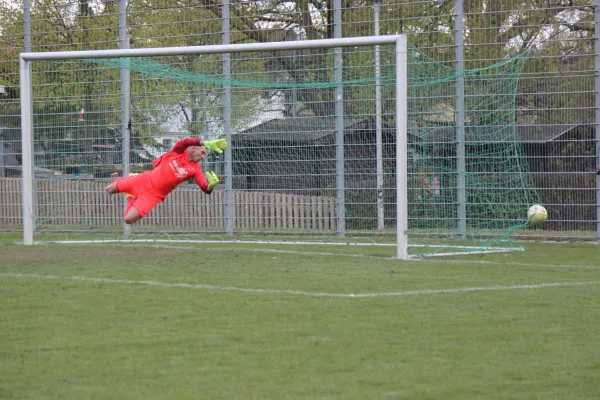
[595,0,600,241]
[334,0,345,237]
[223,0,234,236]
[119,0,131,239]
[0,138,4,178]
[455,0,467,239]
[374,0,385,230]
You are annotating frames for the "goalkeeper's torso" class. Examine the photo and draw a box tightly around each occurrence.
[150,149,200,194]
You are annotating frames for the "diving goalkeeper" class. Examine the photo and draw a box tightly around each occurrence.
[105,137,227,225]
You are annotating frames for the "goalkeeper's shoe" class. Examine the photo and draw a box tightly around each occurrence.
[123,173,138,199]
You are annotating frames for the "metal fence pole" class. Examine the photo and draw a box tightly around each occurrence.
[24,0,34,233]
[374,0,385,230]
[223,0,233,236]
[455,0,467,239]
[594,0,600,242]
[24,0,31,52]
[0,136,4,178]
[22,0,36,235]
[119,0,131,239]
[334,0,345,236]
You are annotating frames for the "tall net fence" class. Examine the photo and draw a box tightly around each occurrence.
[16,42,538,256]
[1,0,598,240]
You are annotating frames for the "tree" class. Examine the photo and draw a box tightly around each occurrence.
[1,1,597,138]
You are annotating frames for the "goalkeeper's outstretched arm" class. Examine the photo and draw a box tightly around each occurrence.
[194,170,220,194]
[170,138,203,154]
[168,137,228,155]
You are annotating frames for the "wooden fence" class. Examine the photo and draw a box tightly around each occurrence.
[0,178,336,231]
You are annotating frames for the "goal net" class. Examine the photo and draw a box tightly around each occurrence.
[17,36,538,258]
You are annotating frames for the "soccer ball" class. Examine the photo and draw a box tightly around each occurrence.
[527,204,548,225]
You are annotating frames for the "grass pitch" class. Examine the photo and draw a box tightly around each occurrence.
[1,233,599,399]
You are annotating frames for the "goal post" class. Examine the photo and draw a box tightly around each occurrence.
[19,35,410,258]
[18,35,537,259]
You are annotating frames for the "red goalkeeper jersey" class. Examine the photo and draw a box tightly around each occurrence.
[150,138,211,195]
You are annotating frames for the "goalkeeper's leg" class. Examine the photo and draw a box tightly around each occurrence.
[104,172,143,197]
[105,171,155,224]
[123,203,142,224]
[124,192,162,224]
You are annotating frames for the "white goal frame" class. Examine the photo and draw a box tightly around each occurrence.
[19,35,410,259]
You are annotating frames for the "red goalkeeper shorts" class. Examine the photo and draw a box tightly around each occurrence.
[116,171,166,217]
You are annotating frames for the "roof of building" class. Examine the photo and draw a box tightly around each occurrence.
[234,117,388,142]
[517,124,580,143]
[235,117,582,144]
[410,124,581,144]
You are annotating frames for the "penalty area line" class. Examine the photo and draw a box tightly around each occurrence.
[1,273,599,298]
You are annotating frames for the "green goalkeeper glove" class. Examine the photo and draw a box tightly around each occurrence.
[204,138,228,154]
[206,171,219,190]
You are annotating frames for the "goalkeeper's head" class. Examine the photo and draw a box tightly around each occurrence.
[188,145,209,163]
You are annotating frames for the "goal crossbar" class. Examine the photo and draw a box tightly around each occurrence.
[20,36,405,61]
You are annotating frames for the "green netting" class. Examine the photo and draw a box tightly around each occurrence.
[29,44,537,257]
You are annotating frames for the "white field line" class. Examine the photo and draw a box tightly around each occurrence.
[139,244,600,270]
[50,239,518,251]
[1,273,599,298]
[23,242,599,270]
[141,244,520,259]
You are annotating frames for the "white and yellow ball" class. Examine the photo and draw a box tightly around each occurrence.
[527,204,548,225]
